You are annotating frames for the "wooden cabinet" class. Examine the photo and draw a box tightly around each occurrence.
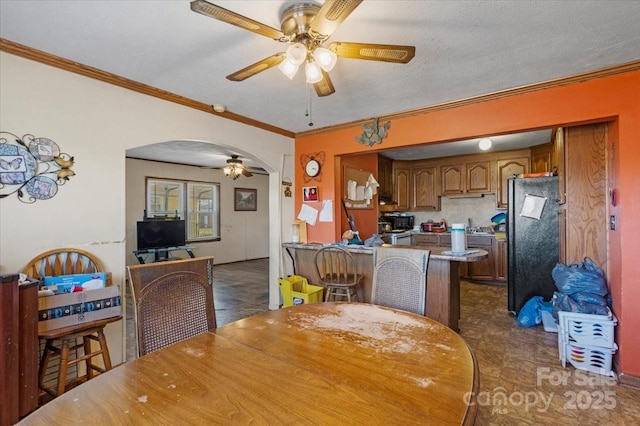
[465,235,495,281]
[412,233,499,281]
[393,167,411,211]
[441,161,491,195]
[377,155,393,202]
[467,161,492,193]
[552,127,566,204]
[495,239,507,282]
[0,275,39,424]
[393,161,441,211]
[412,165,440,210]
[441,164,464,195]
[564,123,607,273]
[412,234,439,246]
[531,143,553,173]
[496,156,529,208]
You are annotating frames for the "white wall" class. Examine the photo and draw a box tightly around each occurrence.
[126,158,269,265]
[0,53,295,364]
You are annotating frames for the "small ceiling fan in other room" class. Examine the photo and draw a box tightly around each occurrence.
[190,0,416,97]
[223,155,253,180]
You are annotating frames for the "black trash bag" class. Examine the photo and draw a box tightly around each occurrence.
[571,291,608,307]
[551,291,610,319]
[551,257,608,296]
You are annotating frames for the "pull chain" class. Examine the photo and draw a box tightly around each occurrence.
[305,83,314,127]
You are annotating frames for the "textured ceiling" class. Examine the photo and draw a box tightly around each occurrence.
[2,0,639,168]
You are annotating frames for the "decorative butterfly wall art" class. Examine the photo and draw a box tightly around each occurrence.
[0,131,75,203]
[355,118,391,147]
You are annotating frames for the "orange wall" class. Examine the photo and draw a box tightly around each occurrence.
[295,70,640,378]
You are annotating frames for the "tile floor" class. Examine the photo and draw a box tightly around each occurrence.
[125,258,640,425]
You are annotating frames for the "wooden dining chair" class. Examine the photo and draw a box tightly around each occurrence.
[314,246,362,302]
[371,247,430,315]
[22,248,121,399]
[127,257,216,356]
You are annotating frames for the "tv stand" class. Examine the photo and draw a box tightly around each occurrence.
[133,246,195,264]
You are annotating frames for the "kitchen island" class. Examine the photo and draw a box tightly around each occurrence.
[282,243,487,331]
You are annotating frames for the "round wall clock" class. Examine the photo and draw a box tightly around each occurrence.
[305,159,321,177]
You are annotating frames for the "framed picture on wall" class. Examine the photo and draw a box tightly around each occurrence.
[302,186,319,202]
[234,188,257,211]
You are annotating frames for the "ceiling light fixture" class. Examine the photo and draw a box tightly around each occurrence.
[478,138,493,150]
[278,60,299,80]
[223,155,250,180]
[304,59,323,84]
[313,47,338,72]
[223,163,244,180]
[279,42,337,84]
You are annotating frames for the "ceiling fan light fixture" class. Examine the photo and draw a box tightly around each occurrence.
[223,164,244,180]
[305,60,323,84]
[478,138,493,151]
[278,59,299,79]
[313,47,337,72]
[285,42,307,66]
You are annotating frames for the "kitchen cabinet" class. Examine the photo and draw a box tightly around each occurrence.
[495,239,507,281]
[377,155,393,201]
[465,235,495,281]
[412,233,499,281]
[531,142,553,173]
[412,234,439,246]
[393,161,440,212]
[441,161,491,196]
[496,156,529,208]
[393,167,411,211]
[440,164,464,195]
[412,165,440,210]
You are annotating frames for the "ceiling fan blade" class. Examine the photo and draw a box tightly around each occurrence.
[241,168,253,177]
[309,0,363,40]
[226,53,286,81]
[190,0,287,41]
[329,42,415,64]
[314,70,335,97]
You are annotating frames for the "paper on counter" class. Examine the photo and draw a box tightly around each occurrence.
[298,203,318,226]
[319,200,333,222]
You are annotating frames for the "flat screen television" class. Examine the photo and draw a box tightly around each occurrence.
[136,219,186,251]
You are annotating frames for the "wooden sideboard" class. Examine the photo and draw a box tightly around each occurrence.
[1,274,39,425]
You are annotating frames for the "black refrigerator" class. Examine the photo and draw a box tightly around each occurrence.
[507,176,560,314]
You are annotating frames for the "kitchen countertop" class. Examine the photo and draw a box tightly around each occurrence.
[282,242,488,331]
[282,242,488,262]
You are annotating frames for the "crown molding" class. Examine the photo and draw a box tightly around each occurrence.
[0,38,295,139]
[296,59,640,137]
[3,38,638,140]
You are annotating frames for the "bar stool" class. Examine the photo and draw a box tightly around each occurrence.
[38,317,120,397]
[314,246,362,302]
[22,248,121,399]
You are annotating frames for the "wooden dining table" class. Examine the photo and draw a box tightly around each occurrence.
[20,302,479,425]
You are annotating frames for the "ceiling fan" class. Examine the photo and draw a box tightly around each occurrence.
[190,0,416,97]
[223,155,253,180]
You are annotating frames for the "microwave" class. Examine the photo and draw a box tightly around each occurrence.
[380,215,414,231]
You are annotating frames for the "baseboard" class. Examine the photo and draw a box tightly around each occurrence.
[618,372,640,389]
